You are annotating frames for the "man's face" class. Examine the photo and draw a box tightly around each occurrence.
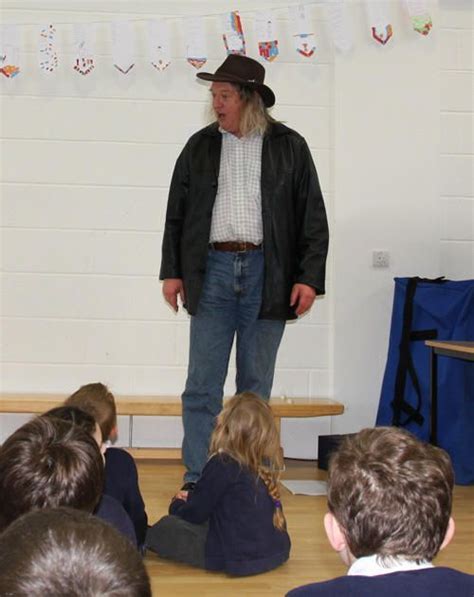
[211,82,244,136]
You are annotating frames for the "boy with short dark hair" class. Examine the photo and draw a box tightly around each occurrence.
[287,427,474,596]
[0,508,151,597]
[65,382,148,547]
[0,414,136,546]
[0,416,103,532]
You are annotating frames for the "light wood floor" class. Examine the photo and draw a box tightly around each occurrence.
[138,459,474,596]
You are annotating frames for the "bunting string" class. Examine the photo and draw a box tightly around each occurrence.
[0,1,434,80]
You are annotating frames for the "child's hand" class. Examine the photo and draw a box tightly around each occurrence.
[173,490,189,502]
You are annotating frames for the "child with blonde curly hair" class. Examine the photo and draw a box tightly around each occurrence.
[146,392,290,576]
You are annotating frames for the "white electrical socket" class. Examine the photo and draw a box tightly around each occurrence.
[372,250,390,268]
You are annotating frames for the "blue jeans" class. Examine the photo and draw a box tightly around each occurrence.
[182,249,285,482]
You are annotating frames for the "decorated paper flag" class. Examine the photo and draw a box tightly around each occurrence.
[0,25,20,78]
[148,20,171,71]
[222,10,245,56]
[406,0,433,36]
[112,20,135,74]
[255,10,278,62]
[324,0,353,53]
[73,23,96,76]
[365,0,393,45]
[222,11,246,56]
[39,24,59,73]
[185,16,207,69]
[289,4,316,58]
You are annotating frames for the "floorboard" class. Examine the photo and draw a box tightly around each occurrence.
[138,458,474,596]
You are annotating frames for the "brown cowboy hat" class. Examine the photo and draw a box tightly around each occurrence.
[197,54,275,108]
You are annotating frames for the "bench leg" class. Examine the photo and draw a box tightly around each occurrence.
[129,415,134,448]
[274,416,281,437]
[273,416,285,461]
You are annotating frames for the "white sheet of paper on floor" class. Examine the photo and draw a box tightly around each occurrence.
[281,480,327,496]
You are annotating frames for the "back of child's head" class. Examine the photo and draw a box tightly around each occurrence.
[0,415,104,531]
[44,405,97,437]
[210,392,281,471]
[0,507,151,597]
[65,382,117,442]
[210,392,286,530]
[44,405,105,457]
[327,426,454,563]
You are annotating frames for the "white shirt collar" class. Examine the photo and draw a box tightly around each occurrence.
[218,126,261,140]
[348,554,434,577]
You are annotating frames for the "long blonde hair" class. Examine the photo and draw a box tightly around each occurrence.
[209,392,287,531]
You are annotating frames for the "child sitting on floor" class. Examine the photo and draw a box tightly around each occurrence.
[44,405,137,547]
[287,426,474,596]
[65,382,148,548]
[146,392,291,576]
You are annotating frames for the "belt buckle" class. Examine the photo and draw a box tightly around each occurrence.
[236,242,247,253]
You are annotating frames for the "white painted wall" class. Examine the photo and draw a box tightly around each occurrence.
[1,1,472,458]
[333,1,441,433]
[439,0,473,278]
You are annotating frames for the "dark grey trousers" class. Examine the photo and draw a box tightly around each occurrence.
[145,515,208,569]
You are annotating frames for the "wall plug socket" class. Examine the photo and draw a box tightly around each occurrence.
[372,250,390,268]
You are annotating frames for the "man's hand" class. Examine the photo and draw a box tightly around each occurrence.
[162,278,185,312]
[290,283,316,317]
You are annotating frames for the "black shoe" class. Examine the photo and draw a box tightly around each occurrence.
[181,482,196,492]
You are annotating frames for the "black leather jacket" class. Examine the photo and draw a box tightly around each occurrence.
[160,122,329,320]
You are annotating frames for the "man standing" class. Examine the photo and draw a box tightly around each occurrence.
[160,55,329,488]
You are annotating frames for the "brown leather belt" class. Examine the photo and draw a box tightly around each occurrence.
[209,241,262,252]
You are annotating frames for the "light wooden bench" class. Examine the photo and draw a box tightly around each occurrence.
[0,393,344,459]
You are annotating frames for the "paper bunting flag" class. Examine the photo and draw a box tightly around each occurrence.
[288,4,316,58]
[0,25,20,78]
[148,20,171,71]
[73,24,96,76]
[185,17,207,69]
[222,11,246,56]
[406,0,433,36]
[255,11,278,62]
[112,21,135,74]
[365,1,393,45]
[39,24,59,73]
[324,0,353,53]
